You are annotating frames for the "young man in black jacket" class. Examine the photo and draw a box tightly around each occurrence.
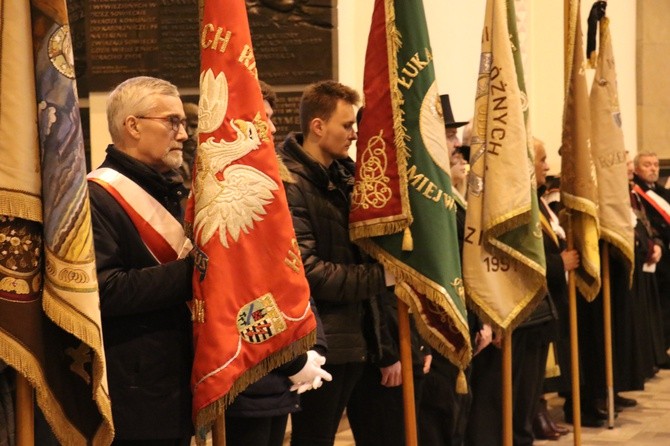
[88,76,194,446]
[279,80,394,446]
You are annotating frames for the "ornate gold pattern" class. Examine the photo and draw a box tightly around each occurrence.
[47,25,75,79]
[0,215,42,297]
[351,131,392,211]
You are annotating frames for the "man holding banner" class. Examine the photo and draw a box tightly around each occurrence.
[88,76,195,445]
[279,80,393,446]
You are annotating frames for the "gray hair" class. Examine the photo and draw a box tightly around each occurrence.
[106,76,180,145]
[634,150,658,168]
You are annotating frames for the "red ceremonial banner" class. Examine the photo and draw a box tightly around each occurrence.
[190,0,316,440]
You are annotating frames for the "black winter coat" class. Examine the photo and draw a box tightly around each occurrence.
[519,192,561,331]
[226,298,328,418]
[278,133,387,364]
[88,146,194,440]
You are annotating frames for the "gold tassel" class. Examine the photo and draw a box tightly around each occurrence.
[544,342,561,378]
[456,368,468,394]
[402,227,413,251]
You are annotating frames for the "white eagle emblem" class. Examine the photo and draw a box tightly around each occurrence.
[193,69,278,248]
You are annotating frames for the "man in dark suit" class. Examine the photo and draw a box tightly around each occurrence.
[633,151,670,362]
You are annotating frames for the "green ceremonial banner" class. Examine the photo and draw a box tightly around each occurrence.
[462,0,547,334]
[350,0,471,376]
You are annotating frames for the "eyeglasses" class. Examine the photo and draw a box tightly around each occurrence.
[136,115,187,132]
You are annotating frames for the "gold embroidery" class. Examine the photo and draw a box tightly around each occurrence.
[451,277,465,302]
[201,24,232,53]
[284,238,302,274]
[253,111,270,143]
[351,130,392,211]
[0,216,42,298]
[192,298,205,323]
[532,221,543,239]
[47,25,75,79]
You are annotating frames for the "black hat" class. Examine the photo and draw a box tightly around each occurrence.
[440,94,468,128]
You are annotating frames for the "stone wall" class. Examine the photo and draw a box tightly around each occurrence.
[637,0,670,161]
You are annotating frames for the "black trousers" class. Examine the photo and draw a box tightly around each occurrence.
[419,355,471,446]
[290,362,364,446]
[466,323,552,446]
[225,413,288,446]
[347,361,425,446]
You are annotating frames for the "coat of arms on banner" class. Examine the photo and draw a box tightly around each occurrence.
[237,293,287,343]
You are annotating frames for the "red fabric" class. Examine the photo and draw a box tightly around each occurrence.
[349,0,405,226]
[192,0,315,423]
[89,177,179,264]
[633,184,670,225]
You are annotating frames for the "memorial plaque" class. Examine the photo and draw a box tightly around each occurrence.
[86,0,199,90]
[246,0,336,85]
[271,90,303,145]
[67,0,88,95]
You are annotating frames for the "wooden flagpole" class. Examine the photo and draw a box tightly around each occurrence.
[567,218,582,445]
[502,334,513,446]
[15,374,34,446]
[398,300,418,446]
[602,243,615,428]
[565,1,582,444]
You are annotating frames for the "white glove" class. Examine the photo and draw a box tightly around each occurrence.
[289,350,332,394]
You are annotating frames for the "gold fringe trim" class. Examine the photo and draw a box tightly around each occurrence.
[600,229,635,289]
[564,0,580,95]
[0,189,42,223]
[465,272,547,337]
[397,284,471,371]
[350,0,418,243]
[194,330,317,446]
[384,0,413,228]
[482,207,548,277]
[561,192,600,223]
[456,368,468,394]
[350,215,409,242]
[42,284,115,445]
[401,227,413,251]
[576,268,601,303]
[0,327,114,446]
[357,238,472,371]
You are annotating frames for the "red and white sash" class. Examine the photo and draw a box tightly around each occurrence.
[633,183,670,225]
[88,167,193,264]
